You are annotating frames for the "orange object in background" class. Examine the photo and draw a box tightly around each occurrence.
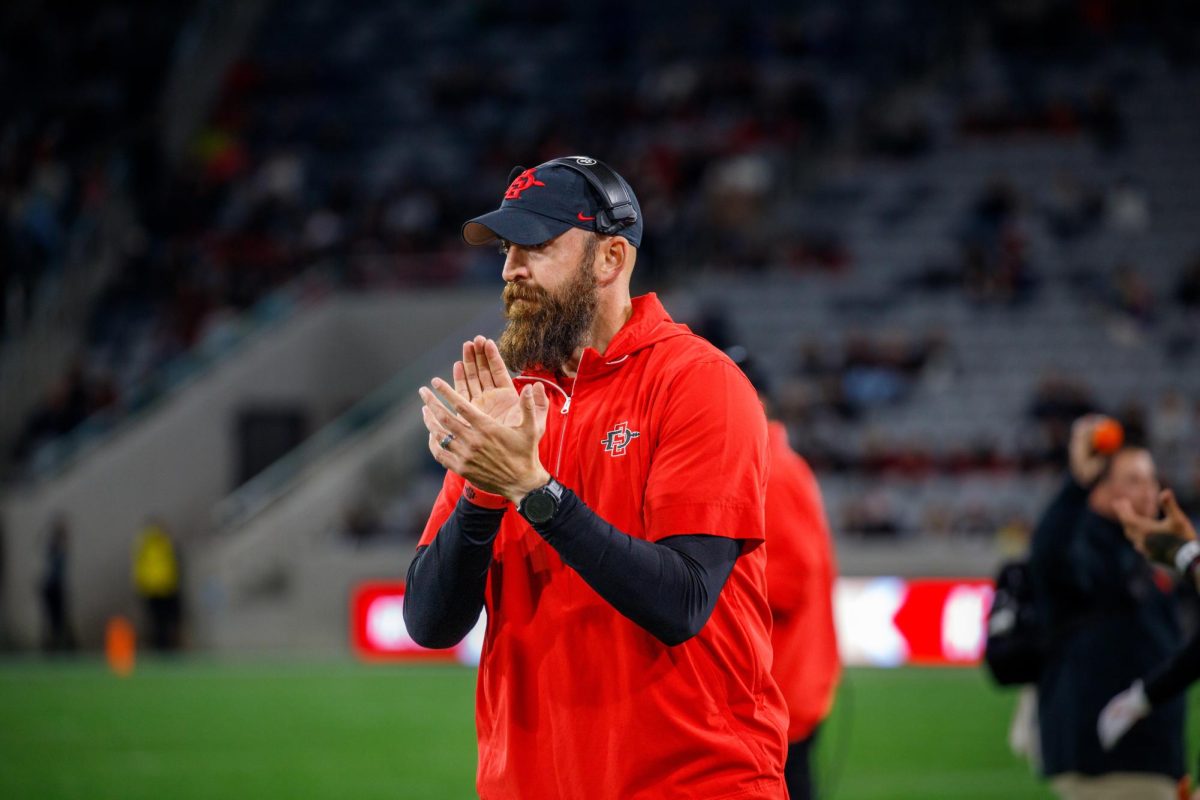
[106,616,136,677]
[1092,418,1125,455]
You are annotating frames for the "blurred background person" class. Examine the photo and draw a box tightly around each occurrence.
[1030,416,1184,799]
[39,514,75,652]
[1098,490,1200,771]
[732,346,841,800]
[132,517,182,652]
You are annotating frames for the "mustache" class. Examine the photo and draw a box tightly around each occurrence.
[498,259,599,372]
[503,282,549,311]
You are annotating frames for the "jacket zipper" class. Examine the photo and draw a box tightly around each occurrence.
[554,353,586,474]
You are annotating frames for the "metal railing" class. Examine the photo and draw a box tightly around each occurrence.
[211,304,502,533]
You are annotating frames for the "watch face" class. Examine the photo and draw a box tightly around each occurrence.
[524,492,557,524]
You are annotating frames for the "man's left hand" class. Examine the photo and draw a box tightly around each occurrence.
[1097,680,1150,751]
[420,377,551,504]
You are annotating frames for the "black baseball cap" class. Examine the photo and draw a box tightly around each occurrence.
[462,156,643,249]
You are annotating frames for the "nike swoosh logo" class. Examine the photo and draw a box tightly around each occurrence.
[577,212,595,221]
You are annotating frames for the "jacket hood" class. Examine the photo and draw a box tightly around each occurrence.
[599,293,693,362]
[518,293,693,385]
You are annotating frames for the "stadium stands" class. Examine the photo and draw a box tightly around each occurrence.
[2,0,1199,648]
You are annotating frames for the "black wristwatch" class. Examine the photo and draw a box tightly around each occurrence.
[518,477,566,525]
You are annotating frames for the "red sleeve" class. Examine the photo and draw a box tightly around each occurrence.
[764,446,833,616]
[643,358,769,548]
[417,470,467,547]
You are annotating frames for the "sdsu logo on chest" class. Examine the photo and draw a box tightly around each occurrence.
[601,421,640,457]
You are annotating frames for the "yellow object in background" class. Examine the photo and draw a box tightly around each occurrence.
[133,525,178,598]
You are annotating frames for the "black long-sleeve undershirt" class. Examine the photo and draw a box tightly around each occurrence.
[1145,632,1200,706]
[402,496,503,649]
[403,488,742,649]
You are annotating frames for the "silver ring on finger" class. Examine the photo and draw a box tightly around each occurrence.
[439,433,455,450]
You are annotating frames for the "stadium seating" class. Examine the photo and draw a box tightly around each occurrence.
[3,0,1199,649]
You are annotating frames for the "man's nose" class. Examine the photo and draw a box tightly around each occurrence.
[501,248,529,282]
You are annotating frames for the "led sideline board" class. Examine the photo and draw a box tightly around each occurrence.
[833,577,994,667]
[352,581,484,665]
[351,577,994,668]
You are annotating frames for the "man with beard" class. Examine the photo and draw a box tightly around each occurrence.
[403,157,788,800]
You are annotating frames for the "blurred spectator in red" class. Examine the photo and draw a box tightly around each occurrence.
[729,347,840,800]
[765,419,841,800]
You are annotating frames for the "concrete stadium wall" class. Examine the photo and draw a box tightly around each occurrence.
[189,396,433,652]
[0,290,498,650]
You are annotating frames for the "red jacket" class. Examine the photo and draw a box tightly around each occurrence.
[420,294,788,800]
[764,421,841,742]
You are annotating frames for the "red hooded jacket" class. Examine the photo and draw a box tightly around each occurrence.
[420,294,788,800]
[764,421,841,742]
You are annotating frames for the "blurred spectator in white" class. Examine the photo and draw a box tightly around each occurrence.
[1106,177,1150,234]
[1150,391,1192,479]
[703,153,776,268]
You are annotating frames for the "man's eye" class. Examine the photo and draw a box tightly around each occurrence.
[498,241,510,255]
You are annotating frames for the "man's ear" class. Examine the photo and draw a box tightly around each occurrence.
[595,236,629,287]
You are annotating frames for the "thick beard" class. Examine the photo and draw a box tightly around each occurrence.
[499,239,600,373]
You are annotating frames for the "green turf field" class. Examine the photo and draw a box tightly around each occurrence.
[1,658,1183,800]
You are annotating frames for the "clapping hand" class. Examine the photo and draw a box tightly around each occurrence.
[419,336,551,503]
[452,337,523,427]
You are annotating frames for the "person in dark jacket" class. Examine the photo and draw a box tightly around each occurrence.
[1098,489,1199,756]
[39,516,75,652]
[1030,415,1185,799]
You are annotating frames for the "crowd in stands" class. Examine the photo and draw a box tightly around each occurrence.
[0,1,187,340]
[11,360,117,463]
[5,1,1200,551]
[2,0,192,468]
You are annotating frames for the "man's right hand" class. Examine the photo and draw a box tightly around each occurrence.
[1068,415,1109,487]
[452,336,522,428]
